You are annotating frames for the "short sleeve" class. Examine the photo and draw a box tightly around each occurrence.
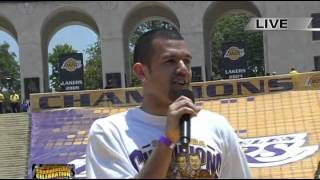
[217,116,252,179]
[86,120,138,179]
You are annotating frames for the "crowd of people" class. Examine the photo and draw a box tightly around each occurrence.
[0,89,30,114]
[265,67,300,76]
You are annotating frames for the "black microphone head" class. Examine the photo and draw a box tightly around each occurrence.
[176,89,195,103]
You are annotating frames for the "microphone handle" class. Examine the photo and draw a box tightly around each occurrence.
[180,114,191,150]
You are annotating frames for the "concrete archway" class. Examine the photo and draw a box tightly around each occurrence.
[0,15,20,94]
[122,2,180,87]
[0,15,18,42]
[203,1,262,80]
[40,7,100,92]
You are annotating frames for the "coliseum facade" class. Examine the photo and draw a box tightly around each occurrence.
[0,1,320,99]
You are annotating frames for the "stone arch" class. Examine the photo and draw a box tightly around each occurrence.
[0,14,18,42]
[40,7,100,91]
[122,2,180,87]
[0,14,20,94]
[203,1,262,80]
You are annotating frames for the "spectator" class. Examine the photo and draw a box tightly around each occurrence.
[289,67,299,75]
[21,99,30,112]
[9,90,20,113]
[104,79,113,89]
[0,89,4,114]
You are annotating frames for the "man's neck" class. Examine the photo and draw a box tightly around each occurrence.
[140,94,170,116]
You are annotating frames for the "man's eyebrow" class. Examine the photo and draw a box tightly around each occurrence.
[162,53,192,59]
[162,54,176,59]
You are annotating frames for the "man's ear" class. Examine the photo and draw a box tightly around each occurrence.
[133,63,148,82]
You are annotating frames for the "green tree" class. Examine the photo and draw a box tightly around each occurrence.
[48,44,77,91]
[211,13,264,80]
[84,41,102,90]
[128,20,177,87]
[0,42,20,92]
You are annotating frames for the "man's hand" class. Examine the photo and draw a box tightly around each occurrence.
[165,96,201,143]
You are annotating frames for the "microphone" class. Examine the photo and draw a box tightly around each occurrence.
[177,89,194,151]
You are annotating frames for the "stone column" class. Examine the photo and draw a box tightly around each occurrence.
[100,36,126,88]
[181,31,207,82]
[18,34,45,100]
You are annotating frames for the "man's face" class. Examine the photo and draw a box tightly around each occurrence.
[189,154,201,170]
[177,155,187,169]
[144,38,192,104]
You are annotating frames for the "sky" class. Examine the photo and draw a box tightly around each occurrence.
[0,25,98,75]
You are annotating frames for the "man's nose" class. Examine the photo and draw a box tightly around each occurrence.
[176,60,189,75]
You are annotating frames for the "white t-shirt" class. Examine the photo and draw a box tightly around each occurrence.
[86,107,252,179]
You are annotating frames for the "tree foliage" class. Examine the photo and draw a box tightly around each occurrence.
[0,42,20,92]
[211,13,264,80]
[48,44,77,91]
[84,41,102,90]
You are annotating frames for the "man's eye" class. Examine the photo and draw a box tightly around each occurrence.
[184,59,191,66]
[166,59,175,64]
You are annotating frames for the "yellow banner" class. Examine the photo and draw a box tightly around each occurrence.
[30,72,320,112]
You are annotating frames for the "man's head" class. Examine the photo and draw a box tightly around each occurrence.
[133,28,184,69]
[176,154,187,170]
[189,154,201,170]
[133,28,193,105]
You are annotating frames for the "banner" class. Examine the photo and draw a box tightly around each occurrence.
[30,72,320,112]
[27,72,320,178]
[27,110,319,178]
[220,41,247,79]
[59,53,84,91]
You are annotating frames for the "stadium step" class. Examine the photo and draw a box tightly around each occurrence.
[0,113,30,179]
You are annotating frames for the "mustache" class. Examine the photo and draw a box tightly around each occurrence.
[170,76,190,83]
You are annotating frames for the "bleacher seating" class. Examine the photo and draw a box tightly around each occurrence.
[0,113,30,178]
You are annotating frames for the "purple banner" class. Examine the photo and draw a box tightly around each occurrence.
[28,108,109,178]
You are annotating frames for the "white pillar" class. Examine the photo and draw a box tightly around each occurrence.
[181,31,207,82]
[100,36,126,88]
[17,19,46,99]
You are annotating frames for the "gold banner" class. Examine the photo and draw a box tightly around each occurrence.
[30,72,320,112]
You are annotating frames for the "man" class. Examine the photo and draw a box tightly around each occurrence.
[9,90,20,113]
[104,79,113,89]
[315,160,320,179]
[0,89,4,114]
[86,29,251,178]
[188,153,202,178]
[21,99,30,112]
[289,67,299,75]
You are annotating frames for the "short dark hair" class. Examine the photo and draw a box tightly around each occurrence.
[133,28,184,68]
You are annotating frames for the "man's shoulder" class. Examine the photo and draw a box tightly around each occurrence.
[88,111,128,138]
[197,109,228,122]
[196,109,233,131]
[92,111,128,127]
[91,107,141,128]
